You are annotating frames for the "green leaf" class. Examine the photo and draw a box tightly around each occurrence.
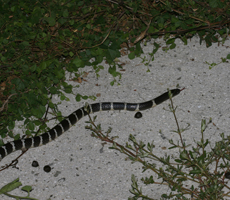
[128,52,135,59]
[30,64,37,72]
[8,120,15,130]
[21,185,33,193]
[64,84,73,93]
[190,169,201,174]
[170,43,176,49]
[110,80,115,86]
[48,102,55,109]
[45,17,56,26]
[201,119,206,133]
[209,0,219,8]
[180,151,189,160]
[175,159,182,163]
[82,95,88,100]
[63,9,69,17]
[2,38,8,44]
[157,16,164,27]
[69,52,74,57]
[50,87,58,94]
[106,49,120,63]
[166,38,175,44]
[72,58,85,68]
[152,42,160,54]
[69,19,74,25]
[60,93,66,101]
[181,36,187,45]
[76,94,81,102]
[108,65,121,78]
[1,56,6,62]
[25,130,32,136]
[205,34,212,47]
[55,69,64,79]
[22,41,30,47]
[11,78,25,90]
[40,60,50,70]
[168,145,177,149]
[34,120,42,126]
[32,105,46,118]
[0,178,22,194]
[27,121,35,131]
[59,18,67,25]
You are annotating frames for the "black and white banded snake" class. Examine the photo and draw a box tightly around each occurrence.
[0,88,182,162]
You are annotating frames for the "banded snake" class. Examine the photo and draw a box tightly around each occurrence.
[0,88,182,161]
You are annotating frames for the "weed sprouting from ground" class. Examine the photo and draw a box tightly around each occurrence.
[86,91,230,200]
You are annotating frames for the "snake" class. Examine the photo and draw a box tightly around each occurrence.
[0,88,182,161]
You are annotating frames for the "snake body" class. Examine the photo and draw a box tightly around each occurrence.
[0,89,181,161]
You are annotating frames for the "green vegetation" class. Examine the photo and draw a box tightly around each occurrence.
[1,0,229,142]
[86,92,230,199]
[0,0,230,199]
[0,178,38,200]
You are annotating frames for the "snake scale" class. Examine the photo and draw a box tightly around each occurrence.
[0,88,182,161]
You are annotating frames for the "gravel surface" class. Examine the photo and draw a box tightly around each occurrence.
[1,36,230,200]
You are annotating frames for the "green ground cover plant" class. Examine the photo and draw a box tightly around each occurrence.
[1,0,229,143]
[1,0,230,199]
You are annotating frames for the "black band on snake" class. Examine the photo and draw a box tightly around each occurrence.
[0,88,182,161]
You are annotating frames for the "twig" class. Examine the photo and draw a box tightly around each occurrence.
[0,93,17,112]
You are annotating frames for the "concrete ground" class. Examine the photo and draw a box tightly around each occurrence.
[1,36,230,200]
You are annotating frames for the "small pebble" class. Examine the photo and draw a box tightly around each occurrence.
[44,165,51,173]
[134,112,142,119]
[32,161,39,167]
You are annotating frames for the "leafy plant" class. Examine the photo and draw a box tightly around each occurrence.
[85,91,230,199]
[140,42,160,71]
[205,53,230,69]
[1,0,230,143]
[0,178,38,200]
[1,0,230,198]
